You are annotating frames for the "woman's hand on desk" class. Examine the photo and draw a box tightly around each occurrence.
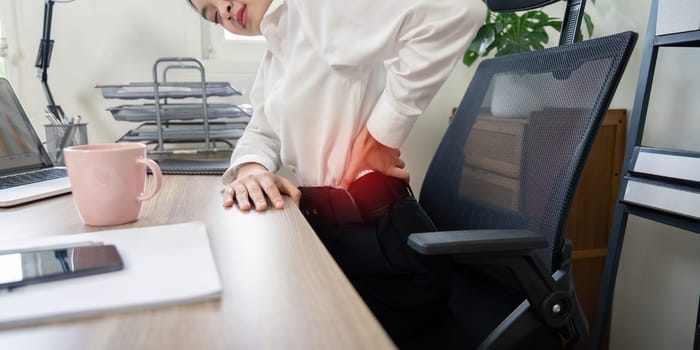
[223,163,301,211]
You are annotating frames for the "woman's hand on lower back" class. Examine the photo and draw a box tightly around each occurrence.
[339,126,409,189]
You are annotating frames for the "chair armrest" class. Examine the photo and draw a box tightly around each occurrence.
[409,229,588,337]
[407,229,548,256]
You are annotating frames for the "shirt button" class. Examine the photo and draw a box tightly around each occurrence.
[289,166,297,174]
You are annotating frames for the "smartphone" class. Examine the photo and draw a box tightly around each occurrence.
[0,244,124,289]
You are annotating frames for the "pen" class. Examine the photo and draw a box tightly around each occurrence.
[44,109,61,125]
[54,115,82,163]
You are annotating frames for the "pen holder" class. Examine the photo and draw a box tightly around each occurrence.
[45,123,88,166]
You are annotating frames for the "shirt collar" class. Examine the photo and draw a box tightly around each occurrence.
[260,0,285,56]
[261,0,285,33]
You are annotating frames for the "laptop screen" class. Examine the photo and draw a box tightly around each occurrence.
[0,78,51,173]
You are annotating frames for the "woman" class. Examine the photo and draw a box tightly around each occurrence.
[188,0,486,345]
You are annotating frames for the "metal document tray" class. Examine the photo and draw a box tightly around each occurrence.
[96,82,241,99]
[119,122,246,142]
[107,103,252,122]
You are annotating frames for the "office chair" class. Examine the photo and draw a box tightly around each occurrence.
[407,2,637,348]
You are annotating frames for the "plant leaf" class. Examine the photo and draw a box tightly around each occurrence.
[462,1,596,67]
[583,13,595,38]
[463,50,479,67]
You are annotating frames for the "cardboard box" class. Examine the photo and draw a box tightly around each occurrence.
[459,165,521,211]
[464,116,528,179]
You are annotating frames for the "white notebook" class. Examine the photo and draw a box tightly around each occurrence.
[0,222,222,328]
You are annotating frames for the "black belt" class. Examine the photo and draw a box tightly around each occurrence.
[299,172,414,229]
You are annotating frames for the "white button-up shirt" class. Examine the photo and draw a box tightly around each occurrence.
[222,0,486,187]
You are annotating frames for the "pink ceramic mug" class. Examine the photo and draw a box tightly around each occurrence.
[63,143,163,226]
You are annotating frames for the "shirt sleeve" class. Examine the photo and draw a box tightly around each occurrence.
[367,0,487,148]
[221,54,282,185]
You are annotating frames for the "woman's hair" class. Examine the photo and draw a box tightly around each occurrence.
[186,0,197,12]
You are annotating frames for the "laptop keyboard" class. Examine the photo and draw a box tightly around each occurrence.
[0,168,68,190]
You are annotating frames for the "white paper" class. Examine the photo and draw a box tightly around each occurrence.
[0,222,222,328]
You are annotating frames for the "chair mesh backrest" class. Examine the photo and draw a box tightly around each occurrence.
[419,32,636,273]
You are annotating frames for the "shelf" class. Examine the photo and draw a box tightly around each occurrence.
[618,146,700,236]
[107,103,252,122]
[621,177,700,221]
[629,146,700,185]
[591,1,700,348]
[623,202,700,234]
[654,30,700,47]
[96,81,241,99]
[117,121,246,142]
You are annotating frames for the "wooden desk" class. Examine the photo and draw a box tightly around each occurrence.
[0,176,395,349]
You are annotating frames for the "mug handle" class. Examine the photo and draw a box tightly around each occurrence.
[137,158,163,201]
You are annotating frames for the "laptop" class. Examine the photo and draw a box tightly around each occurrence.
[0,78,71,207]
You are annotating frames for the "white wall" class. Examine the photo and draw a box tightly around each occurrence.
[0,0,203,144]
[2,1,700,347]
[612,218,700,349]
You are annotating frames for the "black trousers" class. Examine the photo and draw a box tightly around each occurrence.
[299,173,450,345]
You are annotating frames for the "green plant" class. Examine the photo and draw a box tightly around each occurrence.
[463,1,596,67]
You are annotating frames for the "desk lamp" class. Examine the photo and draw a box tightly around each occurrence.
[35,0,76,124]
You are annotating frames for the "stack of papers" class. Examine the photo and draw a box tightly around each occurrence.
[0,222,221,328]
